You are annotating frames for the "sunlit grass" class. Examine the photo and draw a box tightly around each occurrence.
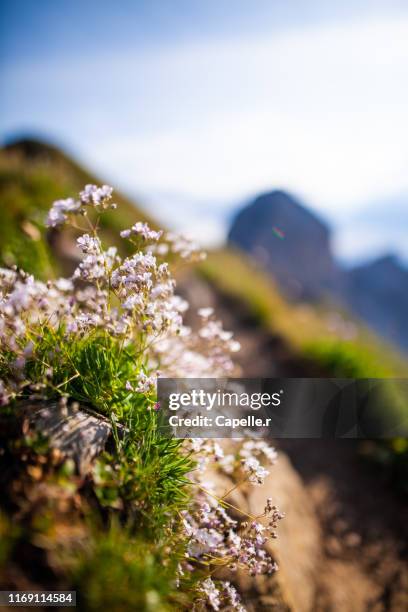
[200,248,408,377]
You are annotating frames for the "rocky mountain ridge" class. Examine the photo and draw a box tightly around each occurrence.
[228,190,408,353]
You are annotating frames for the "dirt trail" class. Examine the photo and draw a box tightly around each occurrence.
[180,274,408,611]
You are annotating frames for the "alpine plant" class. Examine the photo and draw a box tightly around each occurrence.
[0,185,283,610]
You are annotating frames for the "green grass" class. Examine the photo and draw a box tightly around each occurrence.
[21,327,149,417]
[200,249,408,451]
[199,248,408,378]
[2,322,196,531]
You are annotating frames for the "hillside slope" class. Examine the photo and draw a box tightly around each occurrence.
[199,249,408,378]
[2,138,407,377]
[0,138,154,277]
[2,138,407,380]
[179,271,408,610]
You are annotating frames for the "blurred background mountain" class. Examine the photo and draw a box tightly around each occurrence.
[228,190,408,353]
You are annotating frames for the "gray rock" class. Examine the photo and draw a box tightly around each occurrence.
[228,190,345,301]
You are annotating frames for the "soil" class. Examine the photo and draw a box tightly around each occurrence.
[180,273,408,611]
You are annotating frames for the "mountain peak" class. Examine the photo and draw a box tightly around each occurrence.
[348,253,408,351]
[228,189,340,300]
[238,189,329,235]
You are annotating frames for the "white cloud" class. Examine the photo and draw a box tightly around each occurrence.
[3,16,408,249]
[84,18,408,213]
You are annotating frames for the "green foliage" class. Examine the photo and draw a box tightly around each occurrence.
[0,159,62,277]
[303,338,393,377]
[7,322,196,532]
[1,323,197,604]
[23,327,147,416]
[199,250,274,328]
[93,422,195,538]
[71,521,191,612]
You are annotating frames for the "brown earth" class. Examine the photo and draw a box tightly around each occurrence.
[180,273,408,611]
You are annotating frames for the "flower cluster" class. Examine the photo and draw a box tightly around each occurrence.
[241,456,270,485]
[180,438,282,603]
[196,578,246,612]
[182,496,281,577]
[80,184,114,207]
[0,186,239,405]
[0,185,283,610]
[216,439,278,487]
[120,221,162,242]
[46,184,116,227]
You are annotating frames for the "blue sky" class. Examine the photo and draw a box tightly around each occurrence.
[1,0,408,261]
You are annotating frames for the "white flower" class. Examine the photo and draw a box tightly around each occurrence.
[46,197,80,227]
[227,529,242,551]
[223,582,245,611]
[198,307,214,318]
[188,528,224,557]
[122,294,144,311]
[46,207,66,227]
[242,457,269,485]
[120,222,162,242]
[55,278,74,292]
[240,440,278,465]
[219,453,235,474]
[80,184,113,207]
[135,372,156,394]
[76,234,101,255]
[199,578,221,611]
